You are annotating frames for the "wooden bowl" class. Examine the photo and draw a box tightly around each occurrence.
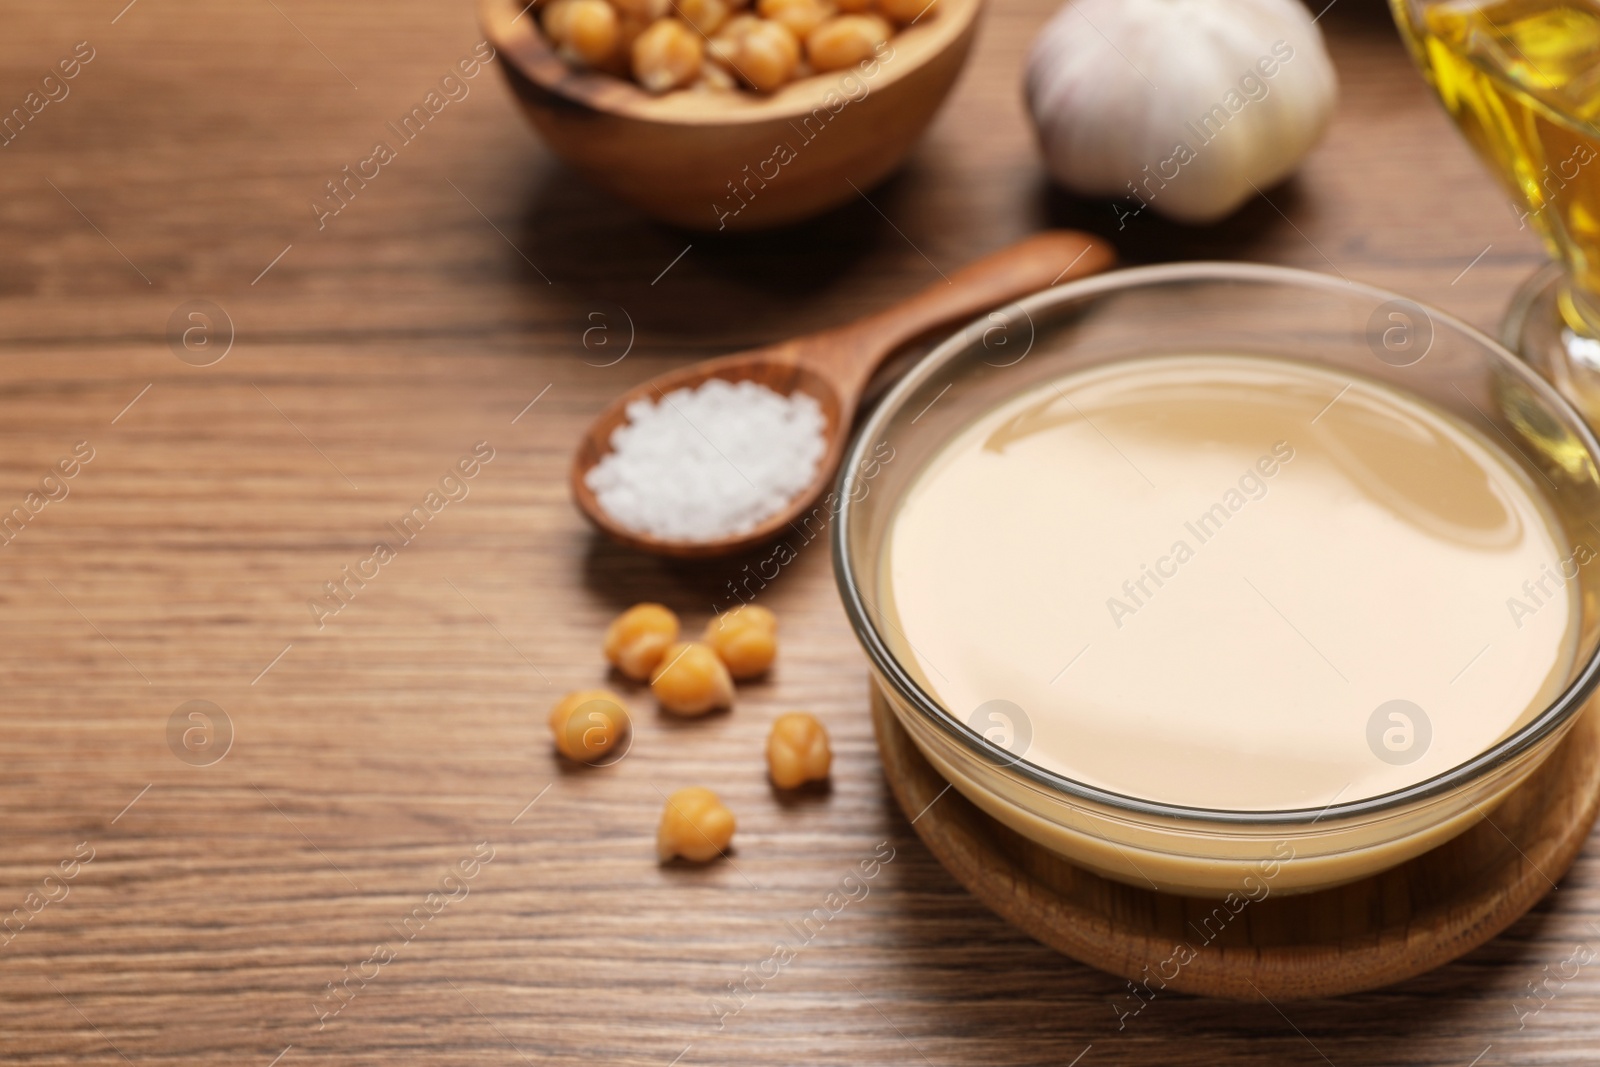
[480,0,985,231]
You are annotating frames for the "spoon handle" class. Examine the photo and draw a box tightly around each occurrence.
[811,230,1115,393]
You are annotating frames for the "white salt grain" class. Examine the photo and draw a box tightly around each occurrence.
[586,379,828,542]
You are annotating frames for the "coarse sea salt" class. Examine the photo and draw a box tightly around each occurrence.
[586,378,828,542]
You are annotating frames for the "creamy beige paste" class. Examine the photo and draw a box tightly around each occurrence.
[881,355,1580,810]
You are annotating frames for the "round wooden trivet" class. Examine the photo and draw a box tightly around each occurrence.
[873,687,1600,999]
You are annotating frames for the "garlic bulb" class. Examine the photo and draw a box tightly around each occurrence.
[1024,0,1338,225]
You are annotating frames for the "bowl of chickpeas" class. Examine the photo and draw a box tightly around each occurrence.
[480,0,983,231]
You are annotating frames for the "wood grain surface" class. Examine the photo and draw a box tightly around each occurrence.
[1,1,1596,1066]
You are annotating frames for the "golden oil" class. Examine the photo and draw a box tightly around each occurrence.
[1392,0,1600,333]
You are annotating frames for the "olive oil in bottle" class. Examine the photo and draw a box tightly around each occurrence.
[1392,0,1600,332]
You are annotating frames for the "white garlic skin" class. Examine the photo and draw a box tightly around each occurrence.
[1024,0,1339,224]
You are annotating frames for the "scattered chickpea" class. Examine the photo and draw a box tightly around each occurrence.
[876,0,933,21]
[704,603,777,679]
[767,712,831,789]
[805,14,891,71]
[657,786,737,861]
[651,641,735,715]
[677,0,732,35]
[833,0,872,12]
[632,18,705,92]
[603,602,680,681]
[758,0,835,42]
[549,689,631,763]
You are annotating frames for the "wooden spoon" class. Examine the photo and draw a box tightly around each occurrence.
[571,230,1116,558]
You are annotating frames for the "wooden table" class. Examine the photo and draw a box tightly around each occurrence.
[2,1,1592,1064]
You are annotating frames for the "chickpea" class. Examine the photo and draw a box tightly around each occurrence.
[805,14,890,71]
[548,689,631,763]
[697,59,739,90]
[728,19,801,90]
[540,0,902,92]
[657,786,737,862]
[632,18,705,92]
[603,602,680,681]
[541,0,579,43]
[767,712,831,789]
[676,0,731,35]
[609,13,654,70]
[650,641,735,715]
[877,0,932,23]
[704,603,777,679]
[556,0,622,64]
[545,0,624,68]
[758,0,835,41]
[612,0,670,20]
[708,13,760,67]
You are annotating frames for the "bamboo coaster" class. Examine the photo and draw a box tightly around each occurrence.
[872,687,1600,999]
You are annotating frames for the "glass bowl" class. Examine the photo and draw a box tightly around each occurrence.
[833,262,1600,897]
